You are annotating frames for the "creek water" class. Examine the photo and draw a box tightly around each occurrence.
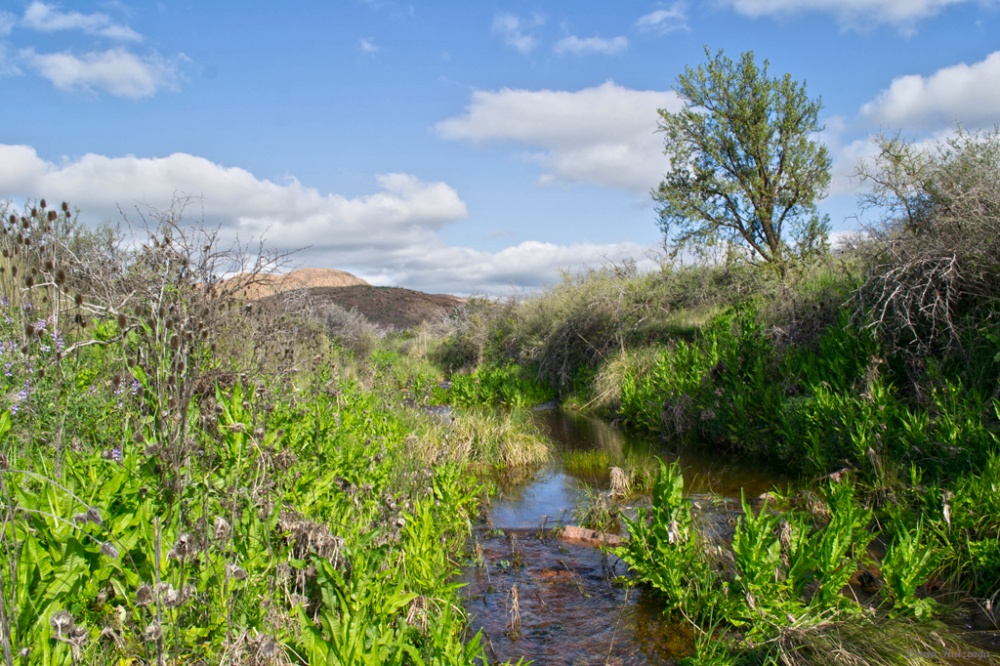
[460,408,788,665]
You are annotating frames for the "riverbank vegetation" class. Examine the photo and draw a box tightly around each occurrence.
[0,198,555,665]
[432,127,1000,663]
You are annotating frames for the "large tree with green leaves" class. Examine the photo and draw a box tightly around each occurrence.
[654,49,832,276]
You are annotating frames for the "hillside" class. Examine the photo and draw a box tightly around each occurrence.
[228,267,369,299]
[264,284,464,329]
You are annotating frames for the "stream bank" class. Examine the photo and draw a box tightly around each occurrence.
[461,408,787,665]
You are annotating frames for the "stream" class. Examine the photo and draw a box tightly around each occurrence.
[460,408,789,665]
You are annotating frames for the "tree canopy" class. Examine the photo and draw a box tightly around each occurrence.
[654,49,832,275]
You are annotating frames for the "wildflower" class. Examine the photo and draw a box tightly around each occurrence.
[100,541,119,559]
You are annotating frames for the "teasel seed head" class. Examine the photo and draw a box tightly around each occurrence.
[47,210,57,222]
[49,610,74,637]
[226,564,248,581]
[213,516,232,542]
[75,293,83,306]
[135,584,153,607]
[25,323,34,337]
[117,313,127,329]
[143,621,161,642]
[56,269,66,285]
[39,199,46,209]
[44,259,54,271]
[62,201,69,213]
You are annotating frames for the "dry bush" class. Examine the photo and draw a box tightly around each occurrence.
[278,290,382,359]
[852,128,1000,359]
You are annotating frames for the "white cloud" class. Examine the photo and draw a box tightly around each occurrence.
[0,144,653,294]
[359,38,379,53]
[553,35,628,56]
[492,12,544,55]
[635,5,689,34]
[861,50,1000,128]
[721,0,980,30]
[436,81,682,193]
[0,11,16,37]
[0,44,20,77]
[22,1,142,41]
[21,47,184,98]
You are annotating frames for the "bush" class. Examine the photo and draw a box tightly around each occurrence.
[854,127,1000,365]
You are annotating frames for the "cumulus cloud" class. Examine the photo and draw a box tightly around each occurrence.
[862,50,1000,128]
[635,5,689,34]
[721,0,979,30]
[21,47,185,98]
[0,144,652,294]
[21,1,142,41]
[553,35,628,56]
[436,81,682,193]
[492,12,544,55]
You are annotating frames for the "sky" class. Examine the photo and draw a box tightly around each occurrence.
[1,1,999,295]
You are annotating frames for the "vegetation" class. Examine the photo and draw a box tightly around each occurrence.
[2,72,999,666]
[655,49,832,276]
[0,198,548,665]
[436,127,1000,663]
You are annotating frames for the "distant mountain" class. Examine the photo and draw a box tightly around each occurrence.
[227,268,369,299]
[263,284,464,329]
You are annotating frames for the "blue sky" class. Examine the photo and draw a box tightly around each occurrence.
[2,1,999,294]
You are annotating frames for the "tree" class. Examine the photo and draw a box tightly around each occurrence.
[654,49,832,276]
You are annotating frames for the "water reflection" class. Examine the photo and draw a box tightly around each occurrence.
[488,408,787,530]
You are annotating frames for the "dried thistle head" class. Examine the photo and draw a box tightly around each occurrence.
[143,621,162,642]
[49,610,75,637]
[168,533,195,560]
[135,584,153,607]
[213,516,232,543]
[227,564,248,581]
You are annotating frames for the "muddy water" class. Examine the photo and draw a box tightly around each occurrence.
[461,409,787,665]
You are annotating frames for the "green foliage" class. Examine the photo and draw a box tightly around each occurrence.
[655,48,832,275]
[445,363,554,409]
[618,460,714,618]
[880,518,940,619]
